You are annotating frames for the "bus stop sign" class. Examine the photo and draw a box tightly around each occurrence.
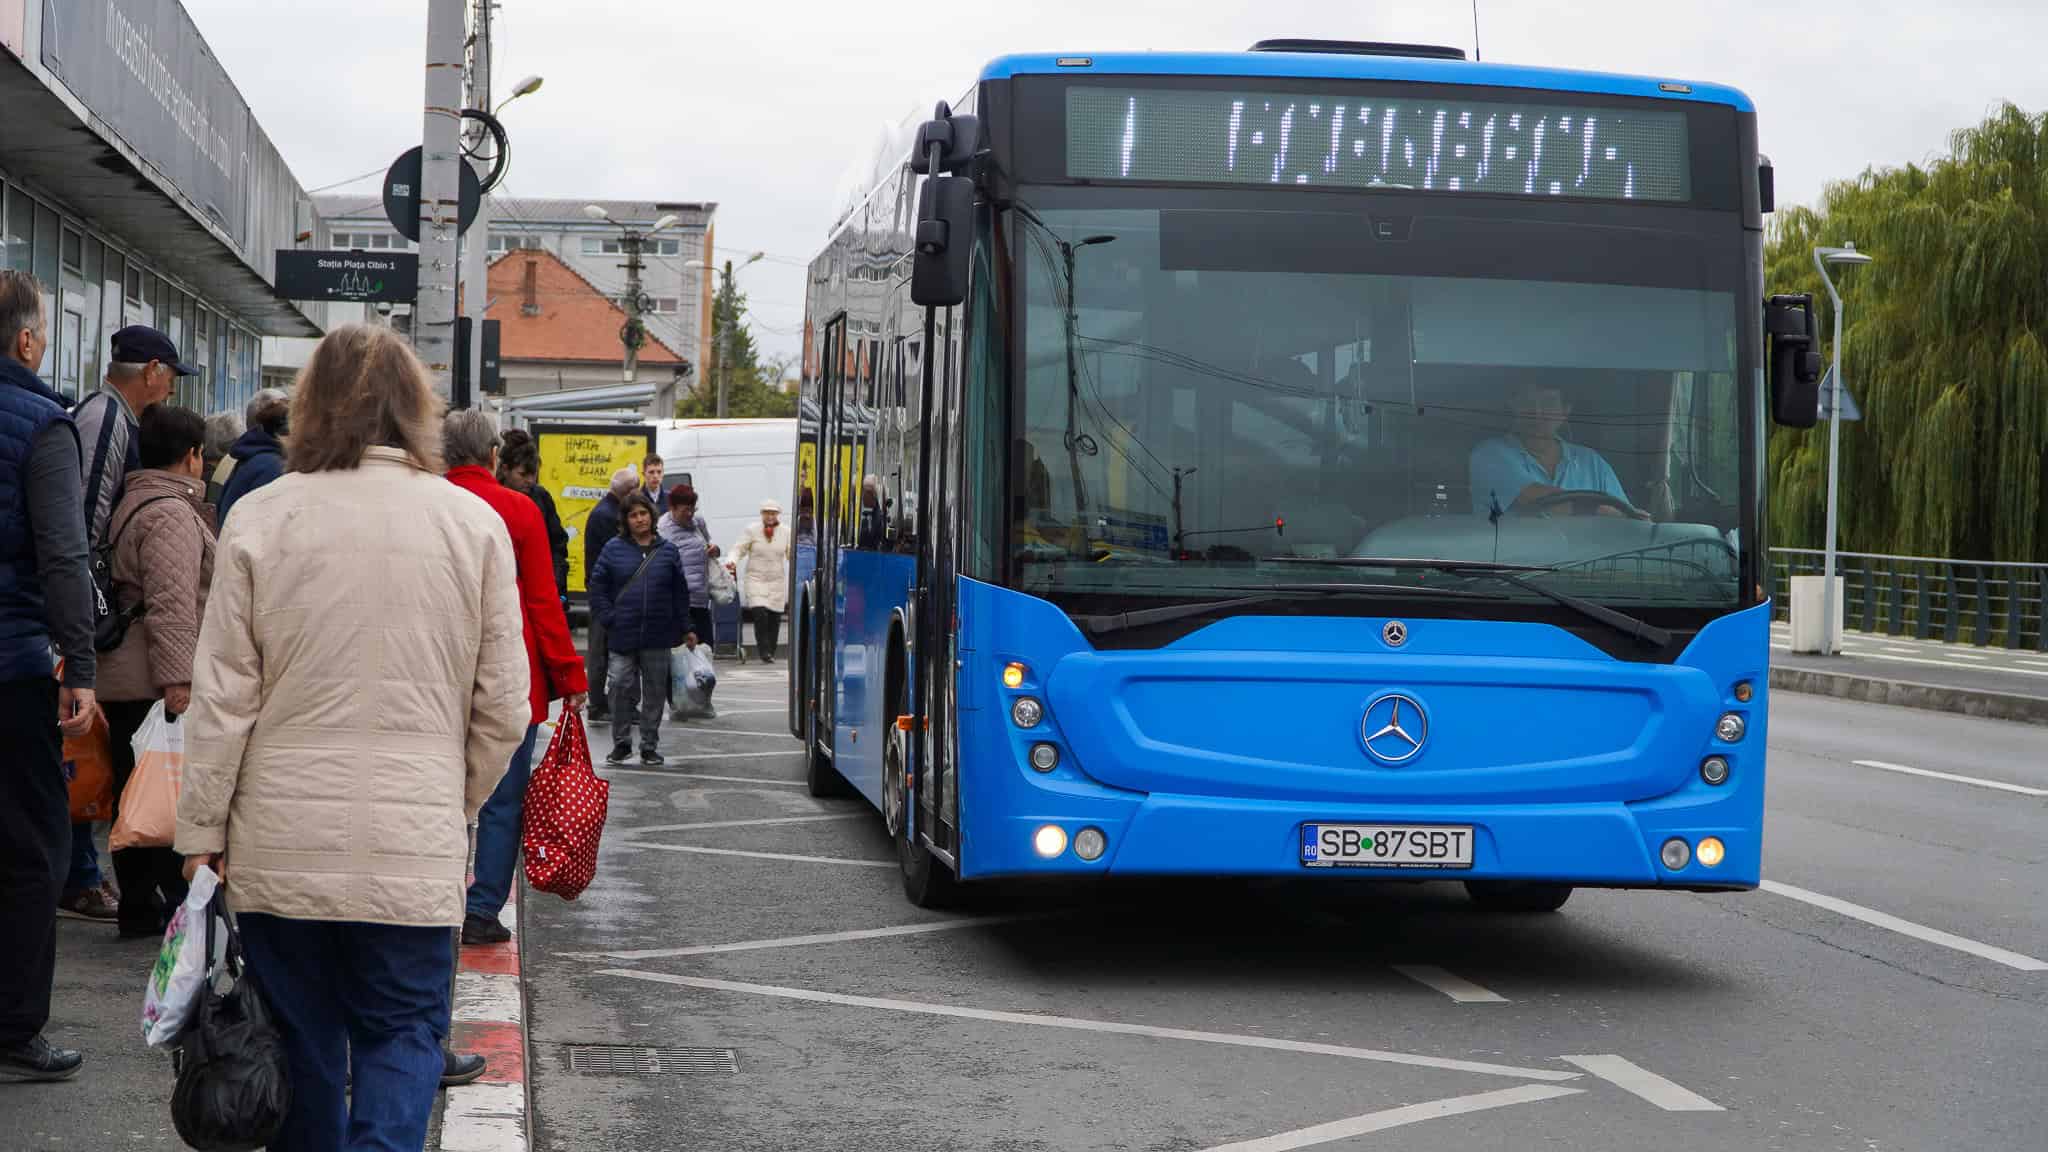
[381,146,481,242]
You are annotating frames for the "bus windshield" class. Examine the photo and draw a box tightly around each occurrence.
[1010,196,1751,622]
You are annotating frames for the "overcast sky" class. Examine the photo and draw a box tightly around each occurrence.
[185,0,2046,359]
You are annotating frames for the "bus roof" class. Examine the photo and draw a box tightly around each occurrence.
[978,51,1753,113]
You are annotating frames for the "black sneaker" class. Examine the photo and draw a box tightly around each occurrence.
[640,749,665,766]
[606,742,632,765]
[0,1035,83,1082]
[441,1049,486,1087]
[461,913,511,946]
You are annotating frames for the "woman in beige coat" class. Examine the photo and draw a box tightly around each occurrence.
[176,325,529,1151]
[97,404,214,940]
[728,498,790,662]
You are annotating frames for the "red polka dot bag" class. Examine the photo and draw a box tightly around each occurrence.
[522,711,611,899]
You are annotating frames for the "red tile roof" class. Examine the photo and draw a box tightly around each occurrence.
[484,249,681,365]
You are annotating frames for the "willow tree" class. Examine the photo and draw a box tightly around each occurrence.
[1765,102,2048,563]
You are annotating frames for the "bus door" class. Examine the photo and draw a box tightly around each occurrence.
[813,316,855,750]
[914,305,959,856]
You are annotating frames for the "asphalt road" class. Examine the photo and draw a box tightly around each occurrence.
[1770,619,2048,701]
[526,673,2047,1151]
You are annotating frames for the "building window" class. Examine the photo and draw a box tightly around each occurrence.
[652,297,679,314]
[489,234,545,253]
[656,238,681,256]
[332,231,399,250]
[580,236,626,256]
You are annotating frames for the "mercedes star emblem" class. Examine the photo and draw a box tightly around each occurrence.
[1382,620,1408,647]
[1361,693,1428,763]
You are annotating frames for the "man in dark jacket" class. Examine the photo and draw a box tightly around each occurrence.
[213,387,288,529]
[580,468,638,720]
[0,271,95,1082]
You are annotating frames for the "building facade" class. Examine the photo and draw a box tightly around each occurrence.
[0,0,321,416]
[486,247,685,419]
[314,194,716,384]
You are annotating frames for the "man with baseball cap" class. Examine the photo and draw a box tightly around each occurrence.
[57,324,195,925]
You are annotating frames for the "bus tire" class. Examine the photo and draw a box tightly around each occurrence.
[1463,880,1573,913]
[888,721,960,909]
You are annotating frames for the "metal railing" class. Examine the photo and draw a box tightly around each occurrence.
[1770,548,2048,651]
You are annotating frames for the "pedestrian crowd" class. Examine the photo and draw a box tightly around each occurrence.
[0,272,784,1147]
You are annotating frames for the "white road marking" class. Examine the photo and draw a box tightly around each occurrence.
[1942,651,1988,661]
[684,707,786,716]
[1560,1055,1722,1111]
[617,813,864,835]
[563,916,1028,961]
[2021,659,2048,669]
[1830,650,2048,679]
[438,1081,527,1152]
[1197,1085,1581,1151]
[614,842,896,869]
[1761,879,2048,972]
[595,970,1582,1082]
[1853,758,2048,797]
[452,972,524,1023]
[1391,964,1508,1003]
[599,767,807,786]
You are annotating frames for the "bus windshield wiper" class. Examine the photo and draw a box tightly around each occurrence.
[1069,583,1491,637]
[1263,556,1674,649]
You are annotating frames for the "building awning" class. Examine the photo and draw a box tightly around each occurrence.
[0,57,320,337]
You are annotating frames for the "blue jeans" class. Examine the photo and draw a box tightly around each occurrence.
[237,914,454,1152]
[66,822,101,891]
[466,723,539,922]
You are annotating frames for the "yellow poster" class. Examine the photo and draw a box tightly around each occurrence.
[536,428,653,595]
[797,441,817,514]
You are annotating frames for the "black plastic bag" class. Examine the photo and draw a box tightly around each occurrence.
[170,893,291,1152]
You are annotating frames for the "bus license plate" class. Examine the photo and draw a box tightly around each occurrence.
[1301,824,1474,869]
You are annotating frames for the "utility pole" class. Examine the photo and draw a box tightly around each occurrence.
[459,0,493,398]
[416,0,467,398]
[621,230,648,384]
[716,259,733,418]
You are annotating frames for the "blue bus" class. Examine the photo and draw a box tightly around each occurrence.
[788,39,1824,909]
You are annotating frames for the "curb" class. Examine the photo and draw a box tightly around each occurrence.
[436,885,531,1152]
[1769,665,2048,727]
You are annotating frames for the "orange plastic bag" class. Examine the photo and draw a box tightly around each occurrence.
[63,712,115,822]
[110,702,183,851]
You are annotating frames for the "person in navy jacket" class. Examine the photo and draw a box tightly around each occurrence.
[586,492,692,765]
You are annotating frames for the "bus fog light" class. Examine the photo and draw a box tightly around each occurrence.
[1033,824,1068,858]
[1733,680,1754,703]
[1003,662,1027,689]
[1715,712,1746,742]
[1074,827,1107,861]
[1700,756,1730,785]
[1011,697,1044,728]
[1028,743,1060,772]
[1660,838,1691,870]
[1696,837,1726,868]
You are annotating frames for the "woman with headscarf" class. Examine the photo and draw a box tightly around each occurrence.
[728,498,789,663]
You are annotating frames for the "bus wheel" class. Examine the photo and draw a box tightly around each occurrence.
[1463,881,1573,913]
[888,725,959,908]
[806,735,850,798]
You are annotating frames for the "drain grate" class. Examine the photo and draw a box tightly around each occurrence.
[564,1045,739,1076]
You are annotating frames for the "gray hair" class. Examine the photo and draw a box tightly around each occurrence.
[610,467,640,497]
[0,270,45,361]
[441,407,501,471]
[202,409,245,459]
[245,387,290,432]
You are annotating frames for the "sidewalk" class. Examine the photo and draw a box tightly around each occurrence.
[1769,619,2048,725]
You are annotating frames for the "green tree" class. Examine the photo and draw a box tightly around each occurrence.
[1766,103,2048,562]
[677,263,795,418]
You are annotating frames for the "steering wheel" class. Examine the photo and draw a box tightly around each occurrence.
[1511,489,1647,520]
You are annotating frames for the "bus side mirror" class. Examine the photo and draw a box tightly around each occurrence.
[911,176,973,307]
[1765,293,1823,428]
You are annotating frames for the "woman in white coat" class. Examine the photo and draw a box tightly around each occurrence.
[728,498,789,663]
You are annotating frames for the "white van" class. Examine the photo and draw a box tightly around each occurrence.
[651,418,797,554]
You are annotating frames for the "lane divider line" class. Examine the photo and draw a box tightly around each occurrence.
[1196,1084,1581,1152]
[594,969,1582,1082]
[599,768,807,786]
[1760,879,2048,972]
[561,915,1032,962]
[1852,758,2048,797]
[1391,964,1509,1003]
[1559,1054,1722,1111]
[613,842,897,868]
[614,813,865,835]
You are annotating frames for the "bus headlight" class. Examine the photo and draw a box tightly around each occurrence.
[1028,743,1060,772]
[1074,827,1107,861]
[1033,825,1068,858]
[1002,662,1027,689]
[1011,697,1044,729]
[1732,680,1754,703]
[1700,756,1731,786]
[1660,838,1691,870]
[1696,837,1726,868]
[1715,712,1746,742]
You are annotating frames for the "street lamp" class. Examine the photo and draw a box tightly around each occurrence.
[496,74,544,112]
[1812,241,1874,656]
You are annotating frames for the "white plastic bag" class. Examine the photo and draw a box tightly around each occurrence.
[670,643,717,719]
[142,865,219,1047]
[704,555,736,606]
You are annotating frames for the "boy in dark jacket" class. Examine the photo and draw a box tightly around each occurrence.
[586,493,693,764]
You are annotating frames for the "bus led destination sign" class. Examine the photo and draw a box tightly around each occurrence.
[273,250,420,304]
[1067,85,1690,202]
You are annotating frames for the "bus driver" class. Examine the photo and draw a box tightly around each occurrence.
[1468,382,1645,519]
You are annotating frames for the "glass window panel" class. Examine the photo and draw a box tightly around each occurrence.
[102,249,125,356]
[0,182,27,270]
[81,238,103,392]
